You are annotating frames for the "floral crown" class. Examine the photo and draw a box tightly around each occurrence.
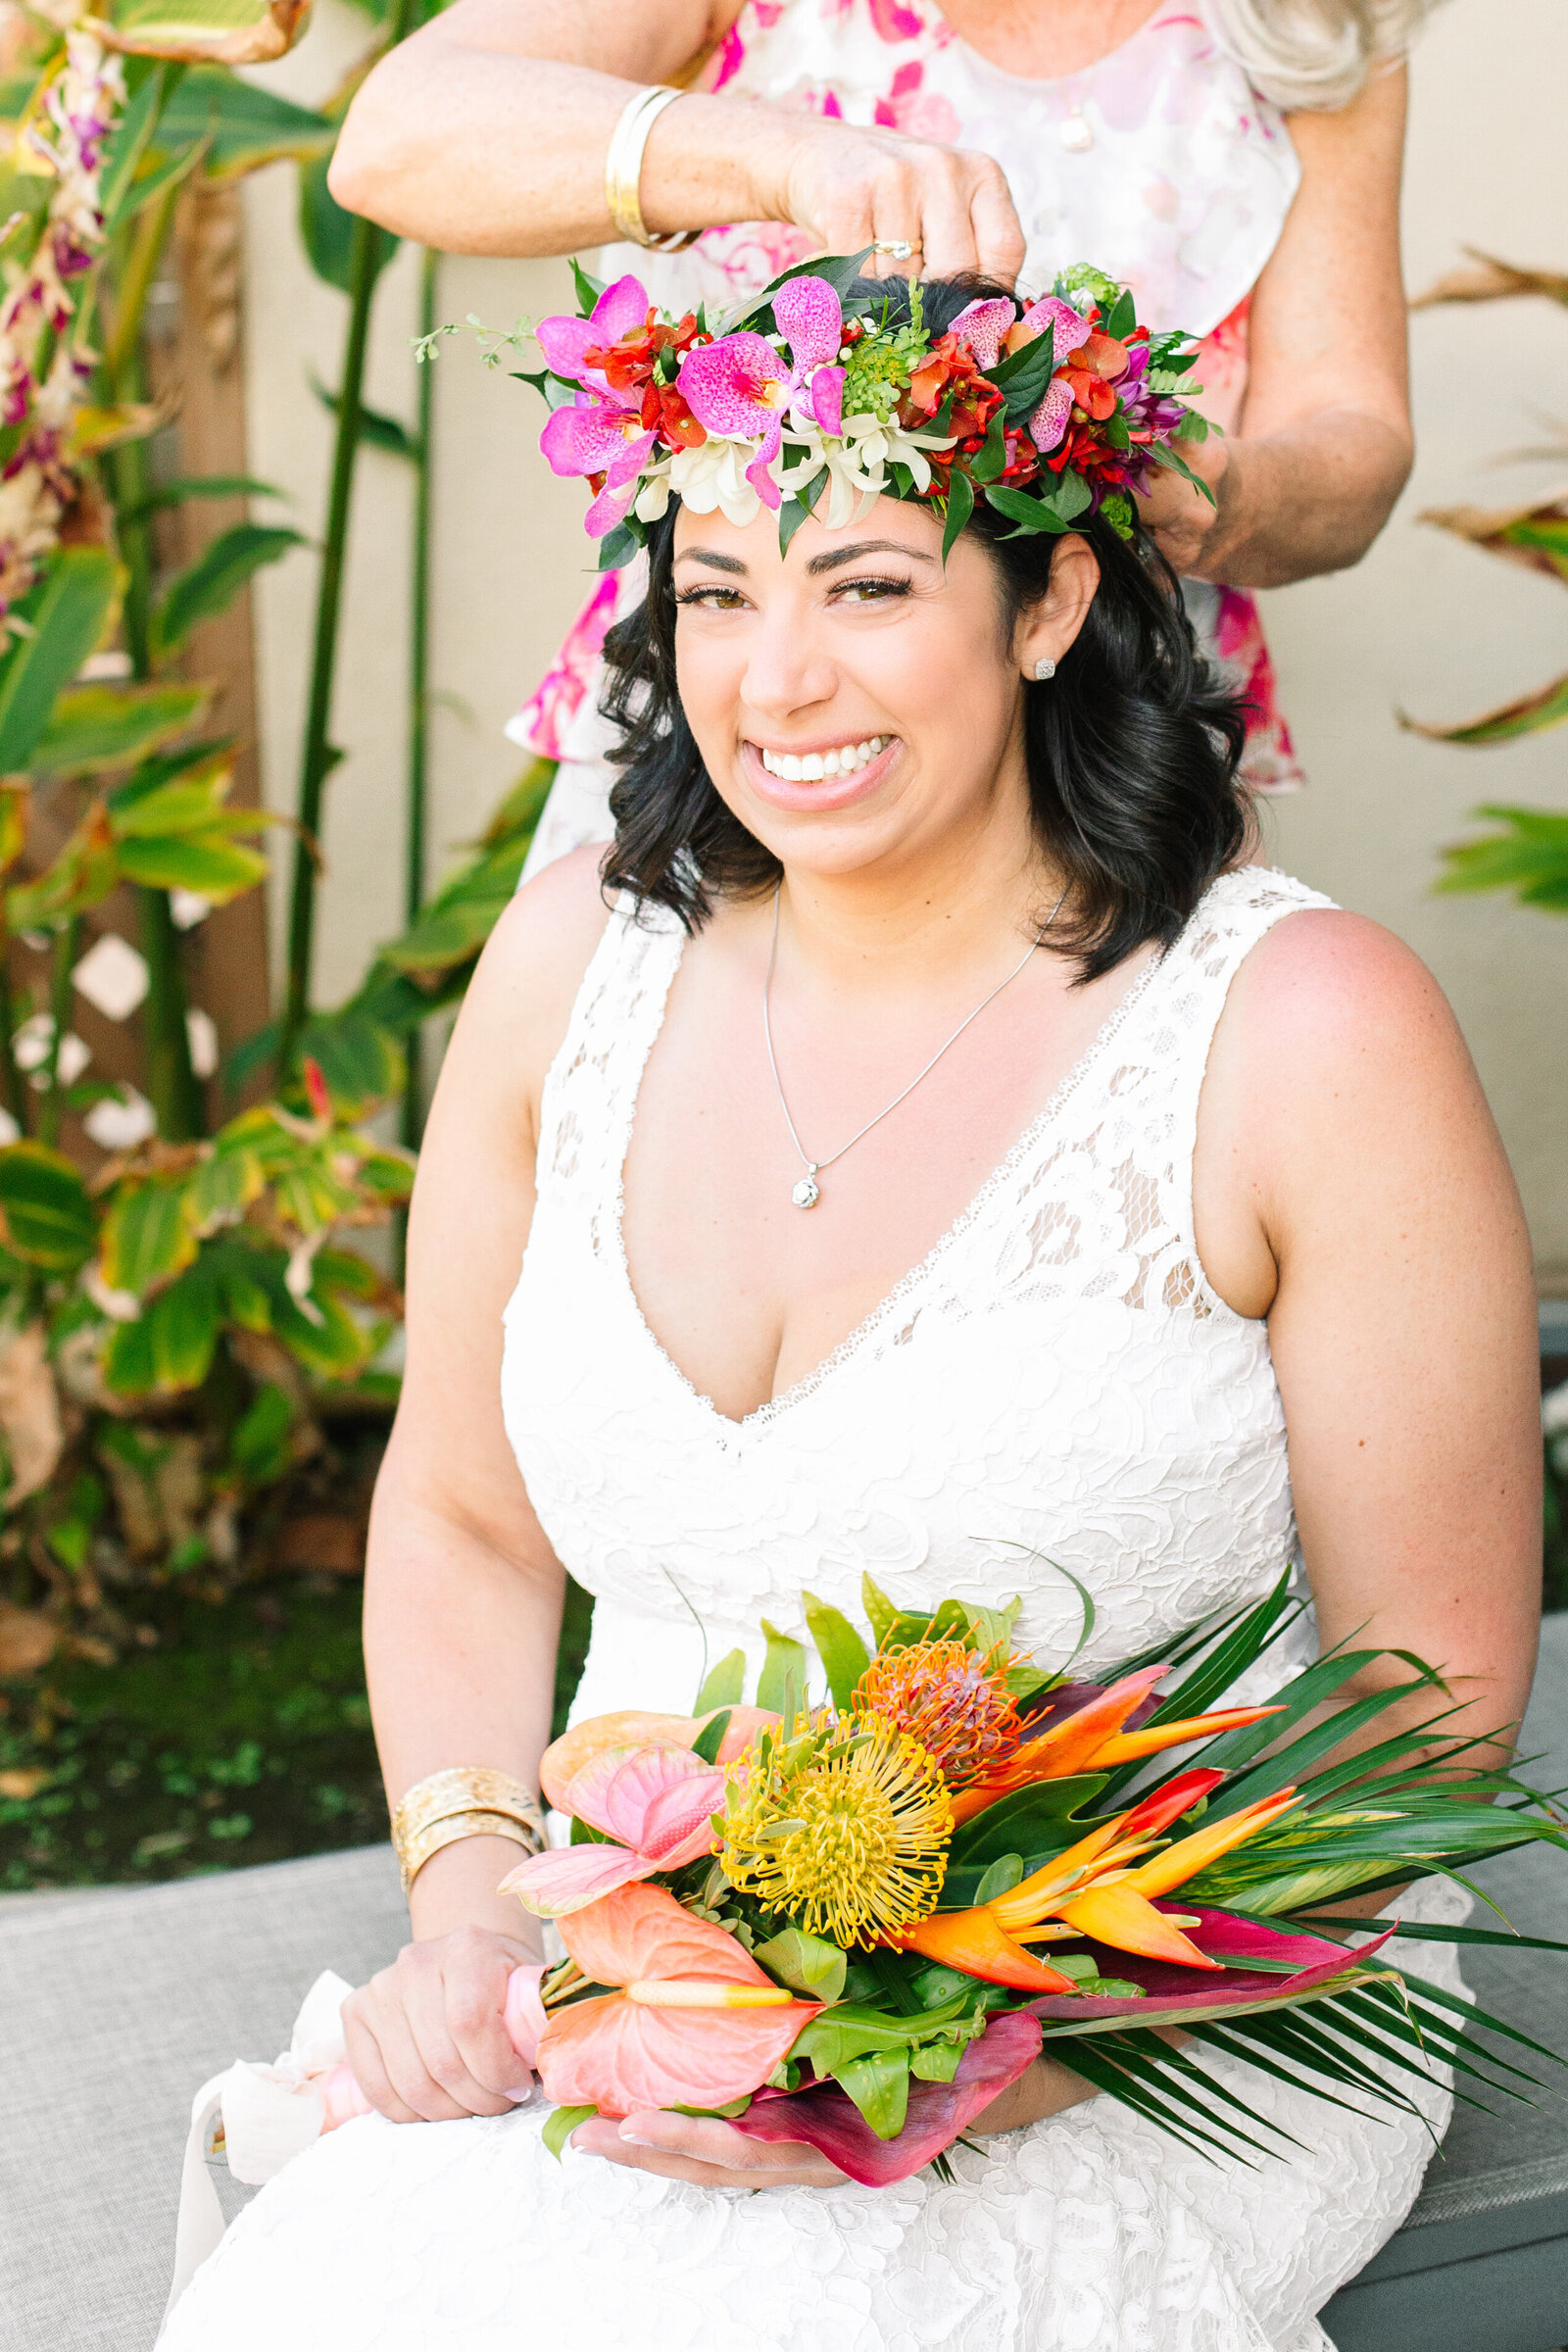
[524,251,1214,570]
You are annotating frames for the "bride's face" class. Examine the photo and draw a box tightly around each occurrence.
[670,494,1083,880]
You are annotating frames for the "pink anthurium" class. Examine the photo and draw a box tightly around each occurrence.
[677,273,848,510]
[539,1705,779,1811]
[534,1883,821,2116]
[502,1743,729,1918]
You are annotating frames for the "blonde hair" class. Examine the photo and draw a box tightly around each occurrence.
[1202,0,1440,110]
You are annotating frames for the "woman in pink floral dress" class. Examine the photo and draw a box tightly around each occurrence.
[336,0,1427,869]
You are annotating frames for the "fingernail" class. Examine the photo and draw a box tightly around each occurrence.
[617,2129,657,2147]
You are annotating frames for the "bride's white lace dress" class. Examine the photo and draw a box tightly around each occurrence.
[160,868,1463,2352]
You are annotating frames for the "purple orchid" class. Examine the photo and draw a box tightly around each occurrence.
[535,273,661,539]
[675,275,847,512]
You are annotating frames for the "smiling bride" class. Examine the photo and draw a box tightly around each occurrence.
[157,268,1540,2352]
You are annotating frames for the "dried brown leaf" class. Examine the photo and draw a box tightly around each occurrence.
[1417,490,1568,581]
[0,1602,55,1678]
[1411,248,1568,311]
[0,1320,63,1502]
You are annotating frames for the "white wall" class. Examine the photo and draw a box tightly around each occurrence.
[242,0,1568,1272]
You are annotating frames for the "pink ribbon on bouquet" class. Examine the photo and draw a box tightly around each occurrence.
[160,1963,547,2335]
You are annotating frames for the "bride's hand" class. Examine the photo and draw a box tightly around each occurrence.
[571,2109,848,2190]
[342,1924,541,2123]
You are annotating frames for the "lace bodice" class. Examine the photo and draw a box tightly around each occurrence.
[502,867,1335,1722]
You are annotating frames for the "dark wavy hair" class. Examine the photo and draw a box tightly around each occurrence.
[598,274,1248,983]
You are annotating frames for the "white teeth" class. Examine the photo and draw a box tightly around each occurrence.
[759,735,888,782]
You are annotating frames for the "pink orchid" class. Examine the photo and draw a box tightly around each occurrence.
[536,272,661,536]
[535,271,652,393]
[501,1741,727,1918]
[534,1883,821,2117]
[1017,296,1095,454]
[948,296,1018,371]
[677,274,847,511]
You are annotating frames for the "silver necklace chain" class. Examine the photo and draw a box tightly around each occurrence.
[762,883,1066,1209]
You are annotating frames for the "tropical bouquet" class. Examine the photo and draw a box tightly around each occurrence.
[490,1575,1568,2183]
[513,249,1216,571]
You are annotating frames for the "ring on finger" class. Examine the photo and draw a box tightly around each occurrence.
[870,238,921,260]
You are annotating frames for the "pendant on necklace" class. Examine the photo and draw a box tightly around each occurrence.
[792,1166,821,1210]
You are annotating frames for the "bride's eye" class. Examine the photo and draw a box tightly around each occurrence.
[831,574,913,605]
[675,585,748,611]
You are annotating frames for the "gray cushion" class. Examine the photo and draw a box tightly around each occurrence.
[0,1843,408,2351]
[1320,1614,1568,2352]
[3,1623,1565,2352]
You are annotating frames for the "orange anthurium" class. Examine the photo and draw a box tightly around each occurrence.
[533,1883,820,2118]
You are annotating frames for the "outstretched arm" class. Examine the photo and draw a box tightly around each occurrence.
[328,0,1025,278]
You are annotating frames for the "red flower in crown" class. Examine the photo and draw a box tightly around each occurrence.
[584,309,711,452]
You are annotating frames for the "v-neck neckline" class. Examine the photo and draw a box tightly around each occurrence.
[608,916,1171,1439]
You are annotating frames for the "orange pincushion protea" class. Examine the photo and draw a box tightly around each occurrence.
[854,1640,1023,1790]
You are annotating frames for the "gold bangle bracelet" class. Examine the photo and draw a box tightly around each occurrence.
[391,1766,546,1896]
[605,83,700,253]
[399,1810,542,1897]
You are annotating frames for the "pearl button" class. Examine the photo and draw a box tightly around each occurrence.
[1059,110,1094,153]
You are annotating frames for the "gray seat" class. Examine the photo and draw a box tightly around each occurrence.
[1319,1614,1568,2352]
[3,1621,1565,2352]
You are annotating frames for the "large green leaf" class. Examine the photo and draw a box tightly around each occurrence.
[96,63,170,226]
[0,1144,95,1271]
[116,833,269,899]
[151,522,305,659]
[154,64,333,174]
[1438,805,1568,907]
[0,549,122,771]
[29,682,211,779]
[145,1260,221,1390]
[803,1591,871,1712]
[378,846,531,975]
[100,1178,197,1294]
[300,1004,404,1112]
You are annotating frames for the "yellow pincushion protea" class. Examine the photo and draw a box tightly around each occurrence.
[719,1712,953,1946]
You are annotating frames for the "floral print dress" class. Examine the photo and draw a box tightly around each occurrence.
[514,0,1305,880]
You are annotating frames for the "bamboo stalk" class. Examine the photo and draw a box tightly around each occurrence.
[100,164,203,1138]
[281,0,418,1074]
[401,244,436,1154]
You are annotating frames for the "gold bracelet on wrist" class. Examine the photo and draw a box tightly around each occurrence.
[391,1767,547,1897]
[605,83,700,253]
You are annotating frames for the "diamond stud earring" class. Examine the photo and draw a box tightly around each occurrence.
[1032,656,1056,681]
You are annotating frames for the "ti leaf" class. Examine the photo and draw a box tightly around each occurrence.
[694,1647,746,1713]
[757,1619,808,1719]
[690,1708,731,1766]
[803,1591,870,1712]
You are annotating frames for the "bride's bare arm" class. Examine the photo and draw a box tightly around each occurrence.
[343,850,612,2124]
[1198,909,1541,1759]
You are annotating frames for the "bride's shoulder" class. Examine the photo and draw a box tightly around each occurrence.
[458,844,619,1089]
[1210,886,1477,1140]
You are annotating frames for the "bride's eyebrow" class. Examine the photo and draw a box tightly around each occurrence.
[807,541,935,573]
[673,548,747,573]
